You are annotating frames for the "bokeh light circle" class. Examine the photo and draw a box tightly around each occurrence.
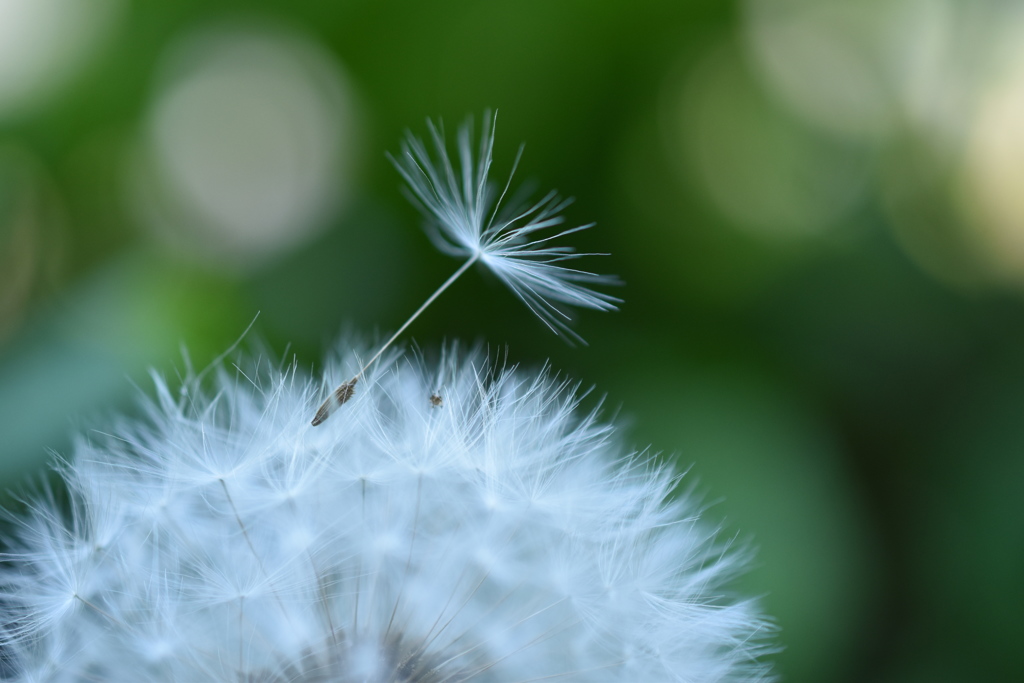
[130,23,360,266]
[0,0,122,117]
[961,35,1024,283]
[667,41,869,239]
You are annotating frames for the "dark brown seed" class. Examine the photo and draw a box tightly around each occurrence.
[311,378,359,426]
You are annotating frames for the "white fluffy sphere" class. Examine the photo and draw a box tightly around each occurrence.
[0,345,773,681]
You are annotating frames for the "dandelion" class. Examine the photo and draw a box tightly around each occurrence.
[0,116,774,681]
[0,345,773,681]
[313,113,620,426]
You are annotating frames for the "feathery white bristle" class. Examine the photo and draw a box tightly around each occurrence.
[391,112,621,344]
[0,345,773,681]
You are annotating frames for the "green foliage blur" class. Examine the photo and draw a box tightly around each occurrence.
[2,1,1022,680]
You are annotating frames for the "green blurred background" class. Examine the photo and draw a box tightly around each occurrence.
[2,0,1023,680]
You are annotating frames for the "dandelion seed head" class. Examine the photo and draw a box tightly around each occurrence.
[0,344,773,681]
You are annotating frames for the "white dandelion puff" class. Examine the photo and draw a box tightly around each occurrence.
[0,345,774,681]
[313,113,619,426]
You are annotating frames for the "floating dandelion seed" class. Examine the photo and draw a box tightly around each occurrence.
[313,112,620,426]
